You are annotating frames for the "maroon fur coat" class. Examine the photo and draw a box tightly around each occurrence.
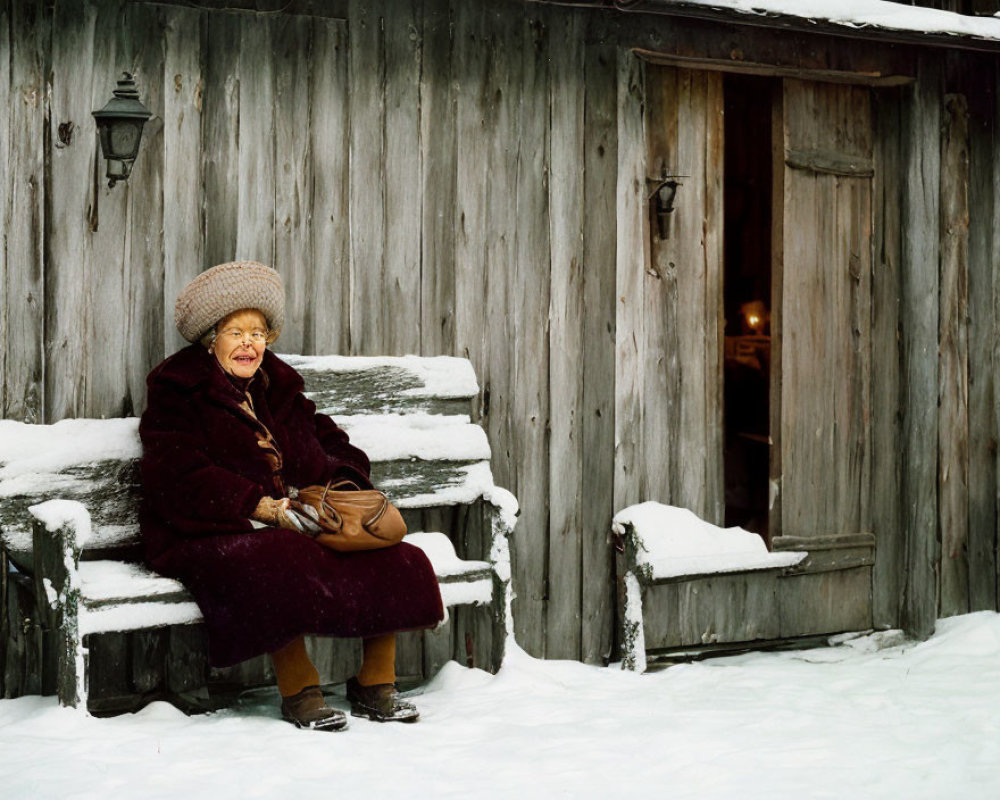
[140,344,443,667]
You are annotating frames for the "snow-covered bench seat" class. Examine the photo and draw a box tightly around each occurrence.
[613,503,809,672]
[0,355,517,712]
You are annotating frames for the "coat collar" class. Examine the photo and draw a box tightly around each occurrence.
[151,344,304,410]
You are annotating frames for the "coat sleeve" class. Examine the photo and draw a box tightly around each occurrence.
[140,383,264,529]
[289,392,373,490]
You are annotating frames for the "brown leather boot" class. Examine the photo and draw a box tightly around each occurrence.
[346,677,419,723]
[280,685,348,731]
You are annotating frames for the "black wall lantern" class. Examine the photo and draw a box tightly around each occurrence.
[92,73,152,188]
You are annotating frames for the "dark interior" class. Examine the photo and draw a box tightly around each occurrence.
[722,72,775,542]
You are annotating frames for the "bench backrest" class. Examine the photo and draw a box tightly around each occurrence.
[0,355,490,569]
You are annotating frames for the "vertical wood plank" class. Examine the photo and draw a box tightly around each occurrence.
[580,35,617,665]
[307,17,350,354]
[994,58,1000,612]
[938,92,970,617]
[46,1,98,421]
[5,0,47,422]
[640,64,678,507]
[202,12,240,270]
[768,85,785,542]
[546,9,584,660]
[125,3,167,414]
[273,14,315,355]
[163,5,204,355]
[662,69,724,519]
[508,10,550,657]
[964,64,997,613]
[348,0,386,354]
[0,2,8,418]
[235,15,275,264]
[453,2,487,374]
[394,630,424,684]
[779,80,873,540]
[418,0,456,355]
[480,7,519,492]
[85,0,131,418]
[900,56,942,638]
[639,64,724,522]
[383,1,422,355]
[702,73,726,524]
[871,88,905,629]
[613,50,647,516]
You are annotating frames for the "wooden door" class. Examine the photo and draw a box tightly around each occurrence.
[771,79,876,635]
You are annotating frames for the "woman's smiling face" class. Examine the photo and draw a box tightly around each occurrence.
[210,309,269,379]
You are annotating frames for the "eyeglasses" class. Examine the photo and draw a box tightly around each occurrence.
[218,328,270,345]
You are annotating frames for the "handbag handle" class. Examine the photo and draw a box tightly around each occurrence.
[319,480,389,528]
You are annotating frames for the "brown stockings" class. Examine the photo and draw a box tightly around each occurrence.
[270,634,398,698]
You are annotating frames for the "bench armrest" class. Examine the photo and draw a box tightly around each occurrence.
[482,486,518,662]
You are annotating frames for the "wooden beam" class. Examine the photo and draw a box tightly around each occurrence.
[773,532,876,551]
[634,49,914,87]
[539,0,1000,55]
[784,148,874,177]
[132,0,348,18]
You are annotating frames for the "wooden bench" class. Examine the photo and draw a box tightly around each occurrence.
[613,502,811,672]
[0,355,517,713]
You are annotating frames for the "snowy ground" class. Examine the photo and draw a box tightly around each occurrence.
[2,612,1000,799]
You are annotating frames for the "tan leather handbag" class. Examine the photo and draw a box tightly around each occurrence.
[288,480,407,552]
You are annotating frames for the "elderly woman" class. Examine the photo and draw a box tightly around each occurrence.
[140,260,444,731]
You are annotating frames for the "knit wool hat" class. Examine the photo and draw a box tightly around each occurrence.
[174,261,285,344]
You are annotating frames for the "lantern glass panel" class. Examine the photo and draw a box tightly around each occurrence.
[110,121,141,159]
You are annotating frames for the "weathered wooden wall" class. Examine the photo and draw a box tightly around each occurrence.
[0,0,621,662]
[2,0,1000,665]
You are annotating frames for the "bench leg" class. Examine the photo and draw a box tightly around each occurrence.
[30,506,88,710]
[488,511,515,671]
[57,607,87,709]
[621,572,647,673]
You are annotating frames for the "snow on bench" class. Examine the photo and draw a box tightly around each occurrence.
[613,503,806,582]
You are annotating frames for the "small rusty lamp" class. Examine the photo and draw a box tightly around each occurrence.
[92,73,152,188]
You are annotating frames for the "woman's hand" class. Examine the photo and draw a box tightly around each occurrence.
[251,496,320,534]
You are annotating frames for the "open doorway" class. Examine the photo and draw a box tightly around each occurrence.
[723,73,776,543]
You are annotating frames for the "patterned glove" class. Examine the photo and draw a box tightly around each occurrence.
[251,496,322,534]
